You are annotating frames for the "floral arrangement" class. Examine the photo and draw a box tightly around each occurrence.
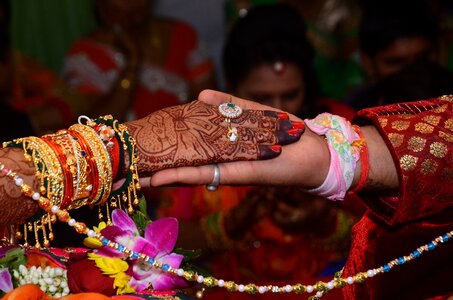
[0,201,200,298]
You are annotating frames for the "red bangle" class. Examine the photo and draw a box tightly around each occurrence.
[350,125,369,193]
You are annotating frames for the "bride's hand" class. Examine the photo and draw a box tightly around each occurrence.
[126,99,304,177]
[143,90,330,190]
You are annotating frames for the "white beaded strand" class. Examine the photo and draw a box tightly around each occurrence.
[1,160,452,298]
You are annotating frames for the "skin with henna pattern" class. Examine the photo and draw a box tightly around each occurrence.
[126,100,302,177]
[0,148,40,225]
[0,100,303,225]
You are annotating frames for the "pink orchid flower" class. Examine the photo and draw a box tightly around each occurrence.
[98,209,186,291]
[0,245,16,294]
[0,268,13,294]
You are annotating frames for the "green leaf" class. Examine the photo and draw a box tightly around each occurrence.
[174,248,202,261]
[137,195,148,215]
[181,262,211,277]
[0,248,27,271]
[131,195,151,235]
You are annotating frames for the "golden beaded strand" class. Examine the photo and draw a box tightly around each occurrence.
[0,161,451,299]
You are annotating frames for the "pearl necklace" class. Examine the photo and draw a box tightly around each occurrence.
[1,162,452,298]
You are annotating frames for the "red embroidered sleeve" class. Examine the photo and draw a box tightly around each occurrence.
[353,96,453,225]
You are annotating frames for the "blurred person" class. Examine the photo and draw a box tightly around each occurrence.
[346,0,441,110]
[153,0,228,89]
[355,58,453,106]
[283,0,365,100]
[63,0,217,122]
[222,2,356,120]
[154,5,361,300]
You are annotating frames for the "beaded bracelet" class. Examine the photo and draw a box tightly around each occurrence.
[1,160,451,299]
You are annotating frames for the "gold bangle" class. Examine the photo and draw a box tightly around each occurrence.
[3,136,64,248]
[68,132,92,209]
[41,131,78,210]
[69,124,112,207]
[89,115,141,215]
[13,136,65,207]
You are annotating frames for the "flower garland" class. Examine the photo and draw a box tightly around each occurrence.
[0,161,452,299]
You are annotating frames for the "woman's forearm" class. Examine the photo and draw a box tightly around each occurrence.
[359,126,399,191]
[0,147,40,225]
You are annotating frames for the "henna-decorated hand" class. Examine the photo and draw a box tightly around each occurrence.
[147,90,331,189]
[126,100,303,177]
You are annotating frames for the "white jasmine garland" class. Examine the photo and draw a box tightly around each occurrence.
[12,265,70,297]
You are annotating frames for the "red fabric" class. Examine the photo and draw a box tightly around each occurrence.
[155,186,360,300]
[317,98,357,122]
[64,22,214,119]
[9,52,76,128]
[66,252,116,296]
[343,97,453,299]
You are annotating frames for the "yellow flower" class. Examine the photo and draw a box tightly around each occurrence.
[88,252,135,295]
[83,222,107,248]
[114,272,135,295]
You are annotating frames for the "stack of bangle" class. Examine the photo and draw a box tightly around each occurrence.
[304,113,368,201]
[2,115,140,248]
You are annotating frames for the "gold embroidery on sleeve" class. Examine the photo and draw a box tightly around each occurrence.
[439,95,453,102]
[378,118,388,128]
[429,142,448,158]
[392,120,410,131]
[422,115,441,126]
[415,122,434,134]
[388,133,404,148]
[400,114,413,119]
[445,118,453,130]
[420,159,438,176]
[407,136,426,152]
[439,131,453,142]
[400,155,418,171]
[432,104,448,113]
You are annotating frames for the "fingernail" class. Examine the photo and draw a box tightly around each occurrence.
[277,112,289,120]
[271,145,282,152]
[276,129,302,145]
[292,121,305,130]
[287,128,303,136]
[259,144,281,159]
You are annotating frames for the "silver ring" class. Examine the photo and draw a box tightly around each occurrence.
[206,164,220,192]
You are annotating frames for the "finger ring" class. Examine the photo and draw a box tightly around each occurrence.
[219,101,242,142]
[218,102,243,119]
[206,163,220,192]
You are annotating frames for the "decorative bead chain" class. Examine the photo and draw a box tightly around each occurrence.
[1,162,452,298]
